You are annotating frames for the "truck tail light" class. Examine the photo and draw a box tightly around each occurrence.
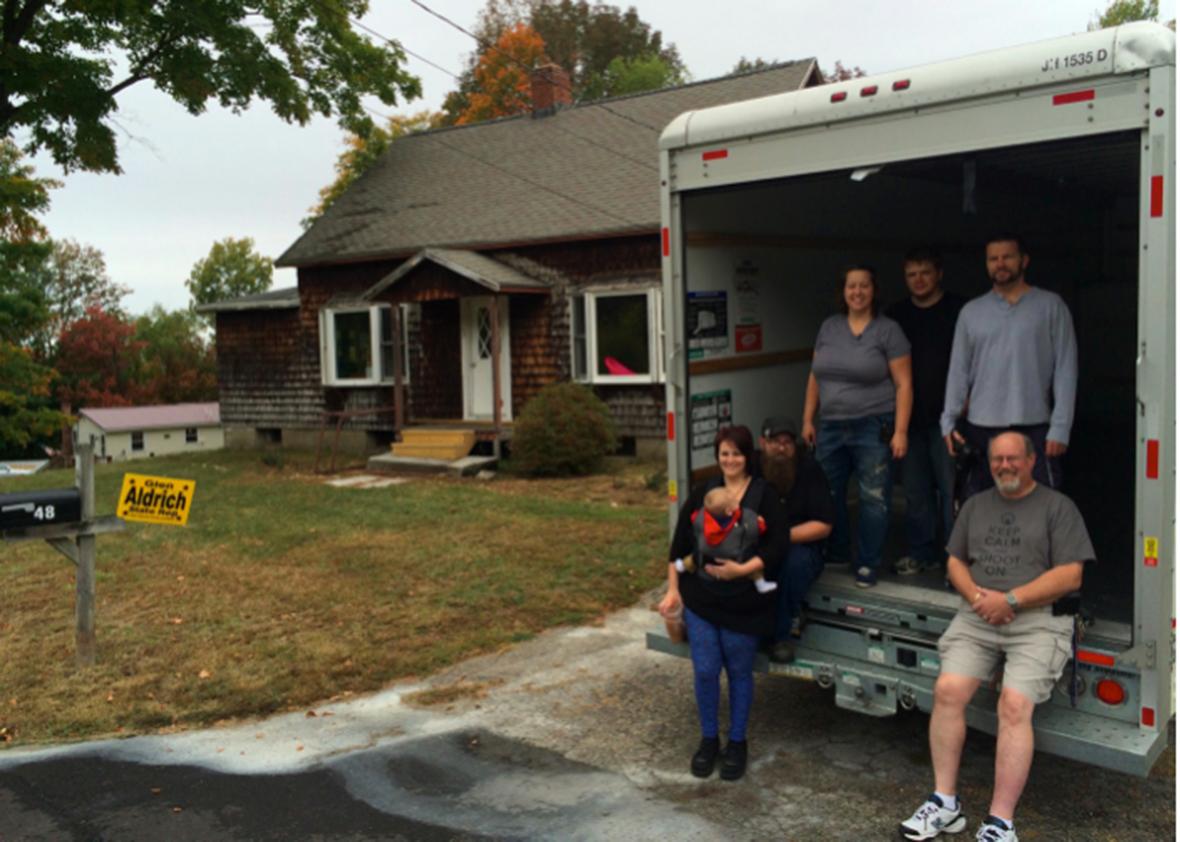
[1094,679,1126,706]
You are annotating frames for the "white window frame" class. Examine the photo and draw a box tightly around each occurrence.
[571,288,664,385]
[185,427,198,444]
[130,431,144,451]
[320,304,411,387]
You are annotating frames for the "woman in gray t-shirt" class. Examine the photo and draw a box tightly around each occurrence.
[801,266,913,587]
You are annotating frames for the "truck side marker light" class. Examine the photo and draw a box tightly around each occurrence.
[860,85,878,97]
[666,412,675,441]
[1078,650,1115,667]
[1146,439,1159,479]
[661,227,670,257]
[830,91,847,103]
[1052,89,1095,105]
[1142,707,1155,726]
[1095,679,1125,706]
[892,79,911,91]
[1150,175,1164,217]
[701,149,728,161]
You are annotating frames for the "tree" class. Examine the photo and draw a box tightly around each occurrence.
[54,306,146,409]
[186,237,273,311]
[135,306,218,404]
[442,0,686,123]
[824,61,868,82]
[304,110,444,226]
[0,342,61,455]
[455,23,548,125]
[1090,0,1159,28]
[1,1,422,174]
[731,57,773,74]
[32,239,130,356]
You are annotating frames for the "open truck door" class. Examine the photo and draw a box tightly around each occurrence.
[650,22,1175,776]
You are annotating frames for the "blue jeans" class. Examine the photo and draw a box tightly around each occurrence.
[901,422,955,565]
[815,413,894,572]
[683,607,759,742]
[773,542,825,641]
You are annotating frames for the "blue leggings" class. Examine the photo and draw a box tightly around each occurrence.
[684,607,759,742]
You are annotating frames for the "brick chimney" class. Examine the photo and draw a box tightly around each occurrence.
[531,63,572,116]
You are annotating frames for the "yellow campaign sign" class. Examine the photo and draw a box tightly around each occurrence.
[117,473,195,526]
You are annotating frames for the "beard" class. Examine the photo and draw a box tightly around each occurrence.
[762,451,798,496]
[994,472,1022,493]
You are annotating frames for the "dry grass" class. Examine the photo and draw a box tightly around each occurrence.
[0,450,668,747]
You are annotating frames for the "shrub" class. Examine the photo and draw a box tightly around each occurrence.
[511,382,617,476]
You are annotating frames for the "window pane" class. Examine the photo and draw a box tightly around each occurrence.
[131,432,144,451]
[380,308,394,380]
[334,311,372,379]
[185,427,198,443]
[595,294,649,376]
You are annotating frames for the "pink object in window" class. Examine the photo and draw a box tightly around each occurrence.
[603,356,635,375]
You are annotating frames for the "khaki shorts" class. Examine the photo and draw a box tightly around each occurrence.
[938,607,1074,703]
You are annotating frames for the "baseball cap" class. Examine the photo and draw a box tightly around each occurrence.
[761,416,798,439]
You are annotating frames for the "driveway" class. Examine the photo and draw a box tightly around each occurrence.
[0,602,1172,840]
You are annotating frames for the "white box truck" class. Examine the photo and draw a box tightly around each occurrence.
[648,22,1175,776]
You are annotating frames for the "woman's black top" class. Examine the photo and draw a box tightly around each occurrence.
[668,476,786,637]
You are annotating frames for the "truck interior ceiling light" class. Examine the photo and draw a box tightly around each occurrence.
[1094,679,1126,706]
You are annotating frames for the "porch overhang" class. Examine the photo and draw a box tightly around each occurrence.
[362,248,550,302]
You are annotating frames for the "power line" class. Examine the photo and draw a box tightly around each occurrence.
[406,0,666,135]
[347,15,461,79]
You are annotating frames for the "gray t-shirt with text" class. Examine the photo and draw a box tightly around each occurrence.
[811,314,910,420]
[946,484,1095,592]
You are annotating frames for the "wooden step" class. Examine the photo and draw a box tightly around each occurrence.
[391,441,473,461]
[397,428,477,448]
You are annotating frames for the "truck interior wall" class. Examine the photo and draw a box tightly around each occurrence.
[680,131,1140,621]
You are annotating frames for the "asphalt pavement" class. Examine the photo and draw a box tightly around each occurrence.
[0,603,1173,841]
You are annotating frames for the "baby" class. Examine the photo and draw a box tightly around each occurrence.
[677,487,777,594]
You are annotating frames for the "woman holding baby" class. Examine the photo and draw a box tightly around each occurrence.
[657,424,785,782]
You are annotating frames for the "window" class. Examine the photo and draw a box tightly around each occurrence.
[321,304,411,386]
[131,431,144,451]
[571,289,663,384]
[185,427,198,443]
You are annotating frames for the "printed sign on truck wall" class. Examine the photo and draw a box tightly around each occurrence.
[687,291,728,359]
[690,389,733,450]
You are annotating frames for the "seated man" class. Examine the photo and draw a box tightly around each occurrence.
[756,416,834,664]
[899,431,1094,842]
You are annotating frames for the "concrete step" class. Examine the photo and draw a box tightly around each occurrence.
[368,452,498,477]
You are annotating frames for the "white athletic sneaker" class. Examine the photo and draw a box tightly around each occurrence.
[975,817,1017,842]
[899,794,967,840]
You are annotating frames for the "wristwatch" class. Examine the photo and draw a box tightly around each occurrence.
[1005,592,1020,611]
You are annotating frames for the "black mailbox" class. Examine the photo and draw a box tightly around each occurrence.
[0,488,82,529]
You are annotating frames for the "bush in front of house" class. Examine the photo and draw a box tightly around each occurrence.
[511,382,617,476]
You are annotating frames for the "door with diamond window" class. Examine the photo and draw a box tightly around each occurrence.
[459,296,512,420]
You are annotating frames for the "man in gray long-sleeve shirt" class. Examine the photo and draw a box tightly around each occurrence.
[941,234,1077,496]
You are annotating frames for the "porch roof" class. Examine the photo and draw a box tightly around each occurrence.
[363,248,549,300]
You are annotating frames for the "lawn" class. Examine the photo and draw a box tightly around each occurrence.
[0,450,669,747]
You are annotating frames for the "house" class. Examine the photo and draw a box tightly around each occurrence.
[201,60,822,458]
[75,403,223,462]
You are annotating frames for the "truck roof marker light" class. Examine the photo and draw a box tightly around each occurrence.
[1052,89,1095,105]
[1142,707,1156,726]
[1077,650,1116,667]
[892,79,911,91]
[1095,679,1126,706]
[830,91,847,103]
[860,85,878,97]
[701,149,728,162]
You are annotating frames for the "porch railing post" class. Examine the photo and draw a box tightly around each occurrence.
[490,294,503,459]
[392,304,405,434]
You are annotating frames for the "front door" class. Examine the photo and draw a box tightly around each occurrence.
[460,296,511,421]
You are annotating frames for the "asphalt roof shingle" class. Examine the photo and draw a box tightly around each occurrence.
[278,60,818,268]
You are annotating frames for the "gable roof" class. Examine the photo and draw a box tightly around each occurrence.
[364,248,549,300]
[79,403,221,433]
[195,286,299,313]
[279,60,819,269]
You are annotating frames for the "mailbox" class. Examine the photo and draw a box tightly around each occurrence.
[0,488,82,529]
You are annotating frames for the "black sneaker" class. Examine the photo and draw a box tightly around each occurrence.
[690,736,720,778]
[719,740,747,781]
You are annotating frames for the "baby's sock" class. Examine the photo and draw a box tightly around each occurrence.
[754,577,778,594]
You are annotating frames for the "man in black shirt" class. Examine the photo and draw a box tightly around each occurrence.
[758,417,835,663]
[886,247,965,575]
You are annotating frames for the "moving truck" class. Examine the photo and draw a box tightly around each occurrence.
[647,22,1175,776]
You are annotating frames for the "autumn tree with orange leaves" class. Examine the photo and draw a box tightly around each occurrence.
[454,23,548,125]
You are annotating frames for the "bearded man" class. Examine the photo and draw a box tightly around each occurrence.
[756,417,835,663]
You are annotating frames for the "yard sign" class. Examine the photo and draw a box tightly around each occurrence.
[117,473,195,526]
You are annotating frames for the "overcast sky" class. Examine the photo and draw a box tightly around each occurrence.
[29,0,1177,314]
